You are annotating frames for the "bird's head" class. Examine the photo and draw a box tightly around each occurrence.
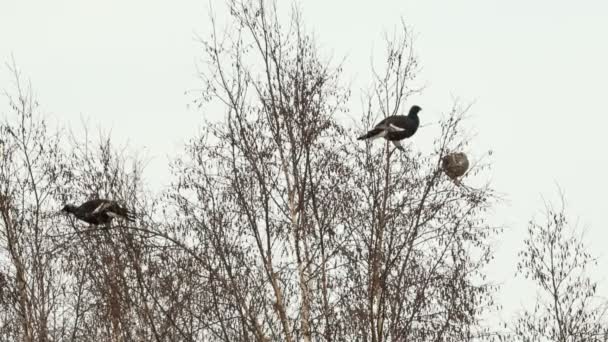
[61,204,77,214]
[409,105,422,117]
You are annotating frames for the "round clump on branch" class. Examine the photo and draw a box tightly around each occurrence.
[441,152,469,180]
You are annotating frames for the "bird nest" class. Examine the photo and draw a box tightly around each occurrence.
[441,152,469,180]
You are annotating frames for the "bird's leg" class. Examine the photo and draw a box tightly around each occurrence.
[391,140,405,152]
[386,141,396,158]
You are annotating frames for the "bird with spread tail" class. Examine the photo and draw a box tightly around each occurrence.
[358,105,421,151]
[61,199,135,225]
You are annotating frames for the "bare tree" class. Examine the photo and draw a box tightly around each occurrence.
[0,61,69,342]
[506,195,608,342]
[58,127,152,341]
[165,1,500,341]
[342,24,498,340]
[0,63,189,342]
[173,1,351,340]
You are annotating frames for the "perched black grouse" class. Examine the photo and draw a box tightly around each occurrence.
[358,105,421,151]
[61,199,135,225]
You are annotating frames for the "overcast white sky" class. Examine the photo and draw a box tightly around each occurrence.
[2,0,607,324]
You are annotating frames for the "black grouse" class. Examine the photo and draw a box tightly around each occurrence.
[61,199,135,225]
[358,105,421,151]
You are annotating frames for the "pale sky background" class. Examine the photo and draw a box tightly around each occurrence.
[2,0,607,326]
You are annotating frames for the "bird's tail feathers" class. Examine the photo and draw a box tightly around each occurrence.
[124,211,136,222]
[357,128,386,140]
[121,209,136,222]
[107,208,136,222]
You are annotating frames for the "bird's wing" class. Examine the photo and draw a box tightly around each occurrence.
[391,116,415,129]
[388,123,406,132]
[373,117,391,130]
[92,201,112,214]
[107,202,125,214]
[370,115,411,134]
[106,211,121,218]
[77,199,104,213]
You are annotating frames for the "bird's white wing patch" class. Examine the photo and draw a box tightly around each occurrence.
[106,211,120,218]
[388,123,406,132]
[93,202,110,214]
